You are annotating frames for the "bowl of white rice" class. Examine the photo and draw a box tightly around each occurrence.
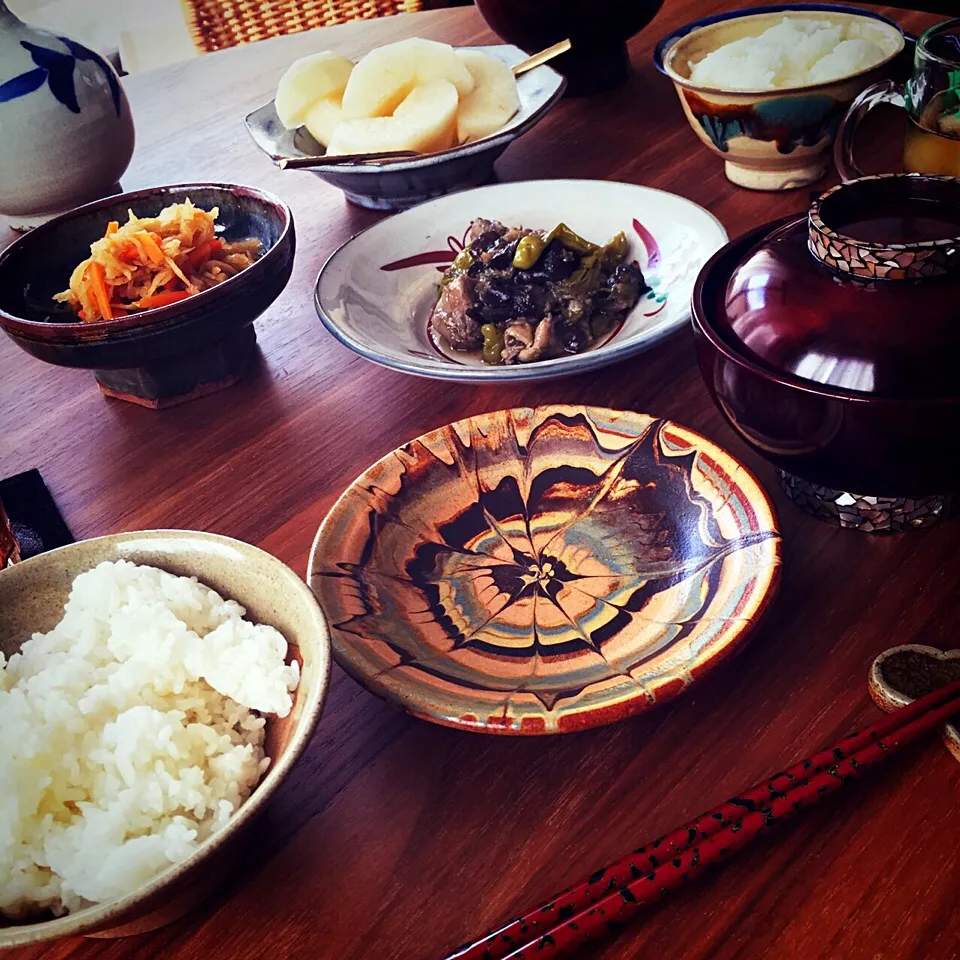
[659,7,905,190]
[0,530,331,946]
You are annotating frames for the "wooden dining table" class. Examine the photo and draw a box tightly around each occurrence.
[3,1,958,958]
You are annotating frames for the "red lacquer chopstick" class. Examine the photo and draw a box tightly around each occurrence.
[446,679,960,960]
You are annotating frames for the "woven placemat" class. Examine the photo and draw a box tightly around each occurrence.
[181,0,426,54]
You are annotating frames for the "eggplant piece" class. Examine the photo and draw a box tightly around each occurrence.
[478,277,513,308]
[510,287,540,318]
[555,322,588,355]
[604,262,647,312]
[485,239,520,270]
[467,218,508,251]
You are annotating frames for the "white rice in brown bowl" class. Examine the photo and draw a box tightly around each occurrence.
[0,559,301,921]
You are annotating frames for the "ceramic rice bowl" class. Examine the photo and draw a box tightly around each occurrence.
[0,530,331,946]
[659,7,905,190]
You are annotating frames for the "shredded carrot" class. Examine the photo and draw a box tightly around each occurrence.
[137,231,166,265]
[77,309,88,321]
[185,238,223,269]
[164,256,194,293]
[86,262,113,320]
[53,201,260,320]
[132,291,192,310]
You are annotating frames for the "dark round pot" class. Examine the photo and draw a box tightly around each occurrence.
[474,0,665,95]
[0,183,294,407]
[692,174,960,529]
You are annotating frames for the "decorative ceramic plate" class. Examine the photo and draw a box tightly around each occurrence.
[313,180,728,381]
[308,405,781,734]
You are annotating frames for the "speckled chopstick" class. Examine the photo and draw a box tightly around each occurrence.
[447,678,960,960]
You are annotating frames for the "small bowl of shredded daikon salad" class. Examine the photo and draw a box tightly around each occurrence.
[0,182,294,407]
[54,200,262,322]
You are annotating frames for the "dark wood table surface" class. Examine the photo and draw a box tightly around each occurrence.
[3,3,956,958]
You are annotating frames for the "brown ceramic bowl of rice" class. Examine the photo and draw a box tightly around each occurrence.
[0,530,331,946]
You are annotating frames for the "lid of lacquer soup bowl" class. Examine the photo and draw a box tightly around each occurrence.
[714,174,960,399]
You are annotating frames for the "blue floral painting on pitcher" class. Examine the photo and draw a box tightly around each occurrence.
[0,37,121,115]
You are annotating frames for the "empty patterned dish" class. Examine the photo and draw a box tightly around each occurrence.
[313,179,728,382]
[308,405,781,734]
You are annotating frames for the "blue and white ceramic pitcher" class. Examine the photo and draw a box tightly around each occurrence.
[0,0,134,229]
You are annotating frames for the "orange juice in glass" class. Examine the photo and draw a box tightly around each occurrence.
[836,18,960,179]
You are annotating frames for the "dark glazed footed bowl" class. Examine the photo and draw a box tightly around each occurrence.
[692,174,960,530]
[474,0,665,96]
[0,183,294,408]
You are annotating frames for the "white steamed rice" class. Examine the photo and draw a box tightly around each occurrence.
[689,18,889,91]
[0,560,300,920]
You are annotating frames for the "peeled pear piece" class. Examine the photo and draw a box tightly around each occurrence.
[325,79,459,156]
[455,50,521,143]
[340,37,474,120]
[275,51,354,130]
[305,97,343,147]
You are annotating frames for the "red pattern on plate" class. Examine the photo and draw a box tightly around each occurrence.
[632,217,661,270]
[380,226,470,273]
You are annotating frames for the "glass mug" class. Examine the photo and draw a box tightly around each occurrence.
[835,18,960,179]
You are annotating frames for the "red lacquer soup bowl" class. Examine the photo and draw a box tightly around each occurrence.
[691,174,960,528]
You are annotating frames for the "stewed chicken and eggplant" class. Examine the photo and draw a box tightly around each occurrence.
[429,218,647,365]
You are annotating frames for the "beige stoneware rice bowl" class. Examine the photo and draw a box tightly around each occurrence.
[662,9,904,190]
[0,530,331,946]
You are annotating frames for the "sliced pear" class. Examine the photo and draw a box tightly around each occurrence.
[455,50,521,143]
[305,97,343,147]
[275,51,354,130]
[340,37,474,120]
[326,78,459,156]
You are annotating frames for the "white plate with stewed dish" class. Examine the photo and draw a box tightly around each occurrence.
[313,179,728,382]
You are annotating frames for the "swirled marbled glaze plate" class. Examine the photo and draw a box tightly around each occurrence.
[309,406,781,734]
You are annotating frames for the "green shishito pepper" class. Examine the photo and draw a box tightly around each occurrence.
[545,223,600,255]
[440,247,474,287]
[512,234,545,269]
[511,224,603,271]
[599,231,629,267]
[451,247,473,273]
[481,324,504,364]
[561,253,602,296]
